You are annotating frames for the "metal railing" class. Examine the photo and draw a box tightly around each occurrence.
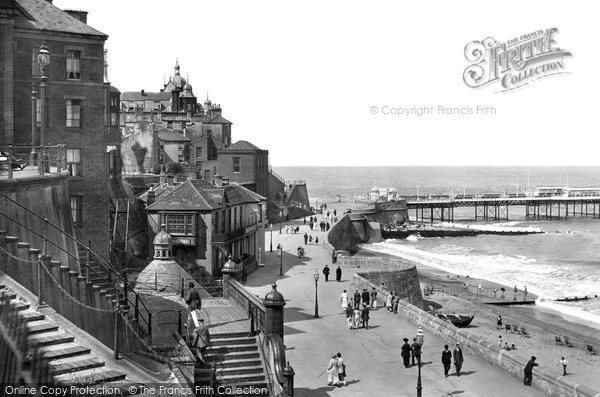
[0,144,66,179]
[0,193,152,339]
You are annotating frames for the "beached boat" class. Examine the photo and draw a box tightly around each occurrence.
[435,314,475,327]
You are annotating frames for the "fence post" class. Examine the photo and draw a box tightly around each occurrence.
[114,306,119,360]
[37,218,48,306]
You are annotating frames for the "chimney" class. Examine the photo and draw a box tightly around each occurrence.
[141,89,145,96]
[166,173,174,186]
[159,167,166,184]
[64,10,88,24]
[147,187,156,205]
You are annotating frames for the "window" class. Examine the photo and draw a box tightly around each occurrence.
[70,196,82,224]
[233,157,240,173]
[196,147,202,159]
[204,170,210,180]
[111,112,118,126]
[178,155,185,162]
[179,142,185,150]
[66,99,81,127]
[164,214,194,235]
[66,149,81,177]
[66,50,81,80]
[258,204,263,222]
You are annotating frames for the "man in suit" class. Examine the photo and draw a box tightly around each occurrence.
[411,338,422,366]
[361,289,370,307]
[361,304,370,329]
[441,345,452,377]
[401,338,412,368]
[185,282,202,332]
[192,319,210,363]
[524,356,538,386]
[453,343,464,376]
[353,290,361,309]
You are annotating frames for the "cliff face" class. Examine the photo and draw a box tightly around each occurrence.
[327,214,381,253]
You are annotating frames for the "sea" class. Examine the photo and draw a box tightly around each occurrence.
[275,166,600,331]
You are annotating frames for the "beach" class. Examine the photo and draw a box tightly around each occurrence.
[314,200,600,392]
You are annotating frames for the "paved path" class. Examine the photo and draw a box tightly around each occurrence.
[245,223,546,397]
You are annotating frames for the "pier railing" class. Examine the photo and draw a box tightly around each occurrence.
[0,144,66,179]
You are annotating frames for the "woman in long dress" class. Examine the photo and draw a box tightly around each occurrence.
[353,307,361,329]
[340,290,349,312]
[386,292,393,312]
[326,354,340,386]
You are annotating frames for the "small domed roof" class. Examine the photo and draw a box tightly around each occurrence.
[264,283,285,306]
[153,224,173,247]
[183,83,192,90]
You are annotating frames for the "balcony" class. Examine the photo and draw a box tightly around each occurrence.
[213,227,245,243]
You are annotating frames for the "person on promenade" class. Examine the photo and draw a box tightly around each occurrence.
[332,250,338,264]
[341,289,349,312]
[361,288,370,307]
[415,327,424,345]
[401,338,412,368]
[185,282,202,330]
[304,232,308,245]
[386,292,393,312]
[442,345,452,377]
[498,335,503,347]
[392,294,400,314]
[501,287,506,298]
[362,303,370,329]
[334,209,337,217]
[411,338,422,366]
[524,286,528,300]
[353,290,361,309]
[326,353,341,386]
[336,266,342,282]
[370,287,378,309]
[453,343,464,376]
[514,285,518,301]
[323,265,330,282]
[497,315,503,330]
[353,306,361,329]
[192,318,210,363]
[346,302,354,329]
[304,217,306,224]
[309,221,313,231]
[337,353,347,386]
[309,235,313,244]
[315,236,319,245]
[523,356,538,386]
[559,357,568,376]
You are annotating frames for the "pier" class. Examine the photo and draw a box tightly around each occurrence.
[407,196,600,222]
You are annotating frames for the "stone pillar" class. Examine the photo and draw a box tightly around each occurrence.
[263,283,286,341]
[282,362,295,397]
[69,271,82,328]
[17,242,31,290]
[221,257,238,298]
[77,276,88,332]
[59,265,71,320]
[29,248,41,300]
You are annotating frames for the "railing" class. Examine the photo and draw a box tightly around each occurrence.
[269,167,286,186]
[212,227,245,243]
[0,193,152,342]
[0,144,66,179]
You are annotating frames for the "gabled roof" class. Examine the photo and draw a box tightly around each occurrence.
[221,140,262,152]
[120,91,171,101]
[206,115,232,125]
[146,180,266,212]
[158,130,190,142]
[14,0,106,37]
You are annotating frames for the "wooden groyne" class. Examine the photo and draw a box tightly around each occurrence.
[381,227,543,239]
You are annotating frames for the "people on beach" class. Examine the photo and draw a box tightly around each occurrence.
[326,353,341,386]
[498,335,503,347]
[453,343,464,376]
[353,290,361,309]
[336,266,342,282]
[309,235,313,244]
[370,287,378,309]
[501,287,506,298]
[323,265,330,282]
[362,303,370,329]
[523,356,538,386]
[497,315,503,330]
[524,286,528,300]
[504,342,511,350]
[337,353,347,386]
[315,236,319,245]
[401,338,412,368]
[341,290,348,312]
[442,345,452,377]
[559,357,568,376]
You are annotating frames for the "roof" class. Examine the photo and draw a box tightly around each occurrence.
[221,140,262,151]
[14,0,107,37]
[158,130,190,142]
[120,91,171,101]
[146,179,266,212]
[206,115,232,125]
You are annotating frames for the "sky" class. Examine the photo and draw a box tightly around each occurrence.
[55,0,599,167]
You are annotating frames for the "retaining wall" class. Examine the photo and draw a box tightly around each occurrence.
[353,272,600,397]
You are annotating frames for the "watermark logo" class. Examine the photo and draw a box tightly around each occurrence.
[463,28,572,92]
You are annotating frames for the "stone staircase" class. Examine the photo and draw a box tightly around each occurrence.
[76,245,122,299]
[194,332,270,396]
[0,283,144,394]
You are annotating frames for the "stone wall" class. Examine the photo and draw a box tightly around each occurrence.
[353,272,600,397]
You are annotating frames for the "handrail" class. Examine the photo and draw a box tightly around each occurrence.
[0,193,152,331]
[265,334,287,386]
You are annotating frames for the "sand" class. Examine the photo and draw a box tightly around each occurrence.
[311,200,600,391]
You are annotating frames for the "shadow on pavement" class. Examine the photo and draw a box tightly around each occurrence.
[294,386,336,397]
[283,324,305,336]
[285,306,321,323]
[458,370,477,376]
[442,391,465,396]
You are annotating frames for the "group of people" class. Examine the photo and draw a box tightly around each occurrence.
[340,288,378,330]
[322,264,342,282]
[385,291,401,313]
[326,352,347,387]
[284,225,300,234]
[307,216,332,232]
[303,232,319,245]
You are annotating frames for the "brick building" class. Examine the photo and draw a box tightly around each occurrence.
[0,0,121,251]
[217,140,269,198]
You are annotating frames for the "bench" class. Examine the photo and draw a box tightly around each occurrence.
[555,336,563,345]
[562,336,574,347]
[587,345,596,355]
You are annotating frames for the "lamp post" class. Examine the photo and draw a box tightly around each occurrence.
[30,87,37,164]
[38,41,50,174]
[269,224,273,252]
[277,243,283,276]
[416,352,422,397]
[313,270,319,317]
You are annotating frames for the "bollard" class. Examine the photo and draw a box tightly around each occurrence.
[282,361,295,397]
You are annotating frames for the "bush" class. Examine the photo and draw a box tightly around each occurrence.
[166,162,184,175]
[130,141,148,173]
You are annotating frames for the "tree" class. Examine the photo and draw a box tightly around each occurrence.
[131,141,148,174]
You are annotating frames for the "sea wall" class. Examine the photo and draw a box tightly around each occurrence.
[340,253,423,307]
[354,272,600,397]
[0,171,78,269]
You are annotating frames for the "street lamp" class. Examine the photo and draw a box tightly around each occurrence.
[313,270,319,317]
[416,353,422,397]
[277,243,283,276]
[38,41,50,173]
[30,86,37,164]
[269,224,273,252]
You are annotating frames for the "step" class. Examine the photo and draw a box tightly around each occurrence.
[210,332,250,340]
[26,320,59,334]
[0,287,17,299]
[211,337,256,347]
[10,299,30,311]
[204,351,261,362]
[48,354,105,375]
[201,357,262,369]
[209,344,259,354]
[19,309,46,323]
[28,331,75,347]
[53,367,126,386]
[198,365,264,377]
[40,343,91,360]
[198,372,266,384]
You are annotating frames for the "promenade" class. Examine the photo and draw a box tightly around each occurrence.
[245,221,546,397]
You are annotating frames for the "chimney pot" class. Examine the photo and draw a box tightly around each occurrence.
[167,173,174,186]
